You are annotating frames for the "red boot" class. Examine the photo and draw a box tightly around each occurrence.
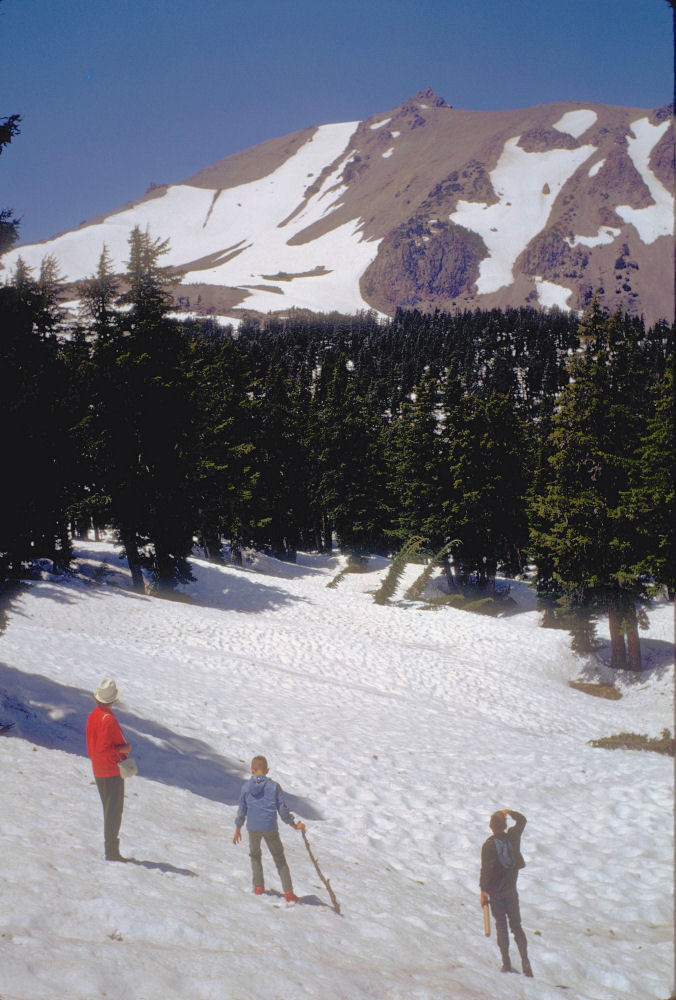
[285,890,299,903]
[254,885,264,895]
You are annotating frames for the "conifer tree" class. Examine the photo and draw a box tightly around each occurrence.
[311,354,389,554]
[625,363,674,596]
[245,363,311,560]
[0,283,73,576]
[79,245,119,338]
[529,306,655,668]
[187,327,257,563]
[443,385,528,587]
[0,108,21,255]
[121,225,178,324]
[84,227,198,591]
[389,370,449,549]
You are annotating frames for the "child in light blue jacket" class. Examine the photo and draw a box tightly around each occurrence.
[233,755,305,902]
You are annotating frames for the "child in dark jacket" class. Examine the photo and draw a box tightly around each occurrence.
[233,755,305,903]
[480,808,533,977]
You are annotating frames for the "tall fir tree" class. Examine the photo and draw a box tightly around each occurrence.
[388,370,449,549]
[78,245,119,339]
[443,384,528,586]
[311,354,390,554]
[0,284,74,576]
[529,306,656,668]
[86,227,198,591]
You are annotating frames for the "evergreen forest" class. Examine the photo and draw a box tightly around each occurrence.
[0,225,673,672]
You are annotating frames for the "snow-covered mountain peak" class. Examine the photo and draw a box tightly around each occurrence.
[1,96,672,326]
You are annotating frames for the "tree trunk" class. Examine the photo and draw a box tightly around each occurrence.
[121,530,145,593]
[55,521,72,570]
[441,554,458,592]
[313,524,323,552]
[200,525,222,563]
[608,602,627,669]
[624,601,642,671]
[154,545,176,591]
[321,514,332,553]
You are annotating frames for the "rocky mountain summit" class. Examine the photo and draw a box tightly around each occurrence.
[2,91,673,325]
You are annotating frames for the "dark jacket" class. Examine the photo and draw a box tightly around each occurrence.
[479,811,527,898]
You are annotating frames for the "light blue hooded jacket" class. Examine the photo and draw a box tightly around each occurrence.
[235,774,296,831]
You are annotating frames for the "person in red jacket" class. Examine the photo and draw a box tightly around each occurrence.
[86,679,131,861]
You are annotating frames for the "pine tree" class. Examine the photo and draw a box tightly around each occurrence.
[311,354,389,555]
[187,328,257,563]
[443,385,528,587]
[79,245,119,338]
[82,227,198,591]
[0,284,74,576]
[529,306,656,669]
[121,225,179,324]
[0,109,21,255]
[388,370,449,549]
[625,362,674,596]
[245,363,312,560]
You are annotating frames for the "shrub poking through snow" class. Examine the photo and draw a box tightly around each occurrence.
[588,729,674,756]
[373,537,426,605]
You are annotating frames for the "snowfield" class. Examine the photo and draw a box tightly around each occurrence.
[0,541,673,1000]
[0,122,381,317]
[449,138,597,296]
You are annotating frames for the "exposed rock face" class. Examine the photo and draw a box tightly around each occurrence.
[2,93,673,326]
[362,221,486,311]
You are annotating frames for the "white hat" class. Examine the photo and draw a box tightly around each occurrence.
[94,678,119,704]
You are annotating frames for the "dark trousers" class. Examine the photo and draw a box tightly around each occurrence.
[95,775,124,858]
[490,892,529,965]
[248,830,293,892]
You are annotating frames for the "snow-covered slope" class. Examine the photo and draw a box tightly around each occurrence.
[0,541,673,1000]
[2,91,673,326]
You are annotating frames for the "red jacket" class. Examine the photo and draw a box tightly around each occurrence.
[86,705,128,777]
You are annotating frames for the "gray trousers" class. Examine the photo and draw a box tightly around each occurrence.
[95,775,124,858]
[248,829,293,892]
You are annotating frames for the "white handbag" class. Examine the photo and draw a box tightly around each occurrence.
[118,756,138,778]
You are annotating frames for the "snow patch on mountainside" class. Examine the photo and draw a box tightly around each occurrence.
[566,225,621,249]
[534,276,573,310]
[2,121,381,315]
[1,99,673,324]
[449,138,596,294]
[552,109,597,138]
[616,118,672,244]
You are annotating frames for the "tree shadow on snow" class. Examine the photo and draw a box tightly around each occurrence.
[0,663,322,820]
[577,637,674,683]
[37,561,307,616]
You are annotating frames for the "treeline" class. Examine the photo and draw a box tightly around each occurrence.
[0,227,672,669]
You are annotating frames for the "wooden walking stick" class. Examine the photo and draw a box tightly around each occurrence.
[483,903,491,936]
[301,830,341,915]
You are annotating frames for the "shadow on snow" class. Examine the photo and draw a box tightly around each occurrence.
[15,565,309,617]
[0,662,322,821]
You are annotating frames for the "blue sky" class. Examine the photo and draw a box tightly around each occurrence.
[1,0,672,246]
